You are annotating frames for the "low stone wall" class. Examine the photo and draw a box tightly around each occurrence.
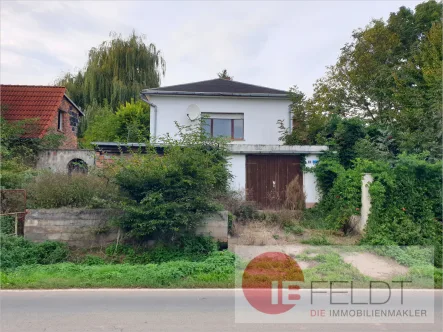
[25,209,120,248]
[25,209,228,247]
[36,149,95,173]
[195,211,229,243]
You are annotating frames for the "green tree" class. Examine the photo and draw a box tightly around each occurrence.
[56,31,166,111]
[217,69,233,80]
[287,0,442,159]
[80,102,119,147]
[80,100,150,147]
[115,99,150,142]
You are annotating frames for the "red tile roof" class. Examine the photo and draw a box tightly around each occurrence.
[0,85,67,138]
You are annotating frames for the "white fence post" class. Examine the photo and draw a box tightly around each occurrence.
[359,173,373,233]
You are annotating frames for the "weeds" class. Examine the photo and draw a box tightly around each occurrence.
[284,224,305,235]
[301,235,331,245]
[26,172,121,208]
[0,234,69,270]
[2,251,236,289]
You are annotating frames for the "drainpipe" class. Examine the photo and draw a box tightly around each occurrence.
[140,93,158,141]
[288,105,292,134]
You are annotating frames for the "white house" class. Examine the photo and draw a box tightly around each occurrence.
[141,78,327,208]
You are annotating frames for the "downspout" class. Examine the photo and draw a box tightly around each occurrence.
[288,105,292,134]
[140,93,158,142]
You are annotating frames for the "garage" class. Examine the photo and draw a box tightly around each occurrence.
[245,154,303,209]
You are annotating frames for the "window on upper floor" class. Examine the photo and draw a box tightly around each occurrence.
[202,113,244,140]
[57,110,63,131]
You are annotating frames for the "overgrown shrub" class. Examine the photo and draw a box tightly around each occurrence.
[262,210,301,228]
[0,114,64,189]
[0,235,69,270]
[105,235,218,264]
[361,154,442,267]
[26,172,121,208]
[285,175,305,210]
[312,153,344,197]
[0,216,15,235]
[113,122,231,238]
[308,152,442,267]
[216,189,265,222]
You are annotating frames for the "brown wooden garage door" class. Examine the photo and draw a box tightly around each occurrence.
[246,155,303,209]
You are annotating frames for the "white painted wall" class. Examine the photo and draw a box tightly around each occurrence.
[149,95,291,145]
[228,154,246,193]
[303,154,320,205]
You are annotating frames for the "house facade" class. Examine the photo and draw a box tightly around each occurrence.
[141,79,327,208]
[0,85,84,149]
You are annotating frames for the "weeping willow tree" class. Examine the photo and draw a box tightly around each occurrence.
[56,31,166,111]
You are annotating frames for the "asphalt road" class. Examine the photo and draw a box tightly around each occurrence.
[1,289,442,332]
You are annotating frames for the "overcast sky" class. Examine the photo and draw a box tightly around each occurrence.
[1,1,423,96]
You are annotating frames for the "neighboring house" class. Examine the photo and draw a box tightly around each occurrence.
[0,85,84,149]
[139,78,328,208]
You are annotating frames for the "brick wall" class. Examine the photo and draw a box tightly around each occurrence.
[48,97,82,149]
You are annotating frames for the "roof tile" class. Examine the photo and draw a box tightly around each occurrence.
[0,85,66,138]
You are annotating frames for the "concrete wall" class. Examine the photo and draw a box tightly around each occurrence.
[36,149,95,173]
[149,95,291,145]
[25,209,229,247]
[195,211,229,243]
[25,209,119,248]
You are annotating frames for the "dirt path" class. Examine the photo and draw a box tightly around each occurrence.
[232,244,409,279]
[340,252,409,280]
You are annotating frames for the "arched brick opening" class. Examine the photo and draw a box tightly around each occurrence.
[67,158,88,175]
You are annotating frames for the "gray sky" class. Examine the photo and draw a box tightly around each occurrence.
[1,1,423,96]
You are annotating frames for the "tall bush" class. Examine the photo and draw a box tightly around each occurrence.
[113,121,231,239]
[26,172,121,208]
[309,152,442,267]
[362,153,442,267]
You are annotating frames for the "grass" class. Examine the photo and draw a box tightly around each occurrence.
[1,251,236,289]
[284,224,305,235]
[294,247,438,289]
[301,234,331,245]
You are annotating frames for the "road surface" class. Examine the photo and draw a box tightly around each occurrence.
[1,289,442,332]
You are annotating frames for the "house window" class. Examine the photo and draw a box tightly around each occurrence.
[202,113,244,140]
[57,110,63,131]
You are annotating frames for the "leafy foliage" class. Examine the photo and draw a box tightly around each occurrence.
[307,153,442,267]
[0,113,64,189]
[80,99,150,147]
[105,235,218,264]
[111,121,231,238]
[26,172,121,208]
[280,1,442,160]
[0,235,69,270]
[56,31,165,111]
[0,216,15,235]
